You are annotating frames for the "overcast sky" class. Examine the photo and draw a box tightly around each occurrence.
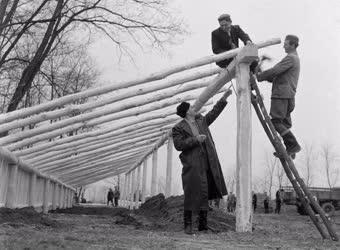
[88,0,340,196]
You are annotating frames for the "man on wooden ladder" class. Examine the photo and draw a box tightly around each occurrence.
[255,35,301,159]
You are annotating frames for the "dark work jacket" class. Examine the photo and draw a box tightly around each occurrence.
[172,98,228,211]
[211,25,251,68]
[257,52,300,99]
[107,191,114,200]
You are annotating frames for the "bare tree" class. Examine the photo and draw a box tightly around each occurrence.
[0,0,186,113]
[225,168,236,193]
[299,142,317,187]
[276,164,285,189]
[320,143,340,188]
[264,151,277,198]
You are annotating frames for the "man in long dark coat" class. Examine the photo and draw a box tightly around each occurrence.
[211,14,252,68]
[172,89,232,234]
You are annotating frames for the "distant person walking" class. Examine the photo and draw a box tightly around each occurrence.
[264,192,269,214]
[172,89,232,234]
[211,13,252,68]
[275,189,283,214]
[252,192,257,212]
[113,186,120,207]
[256,35,301,158]
[107,188,114,206]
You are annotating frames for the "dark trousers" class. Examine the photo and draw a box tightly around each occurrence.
[270,98,299,148]
[264,202,269,213]
[114,198,119,207]
[253,202,257,212]
[270,98,295,134]
[275,201,281,214]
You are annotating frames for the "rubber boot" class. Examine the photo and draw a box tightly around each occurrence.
[184,210,193,235]
[198,210,208,231]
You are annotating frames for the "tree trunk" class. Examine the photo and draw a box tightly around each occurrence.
[6,0,63,113]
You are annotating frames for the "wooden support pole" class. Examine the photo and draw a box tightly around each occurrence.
[28,172,36,207]
[1,76,216,137]
[43,179,50,214]
[36,134,161,170]
[64,159,138,186]
[58,184,62,208]
[123,173,128,207]
[131,169,136,208]
[0,38,279,127]
[127,172,132,209]
[61,186,66,209]
[5,163,18,208]
[141,159,148,203]
[119,175,123,207]
[17,117,177,157]
[165,137,173,198]
[235,45,258,232]
[136,165,141,208]
[151,149,158,196]
[1,84,210,148]
[64,187,68,209]
[52,182,58,210]
[69,189,73,208]
[66,189,70,208]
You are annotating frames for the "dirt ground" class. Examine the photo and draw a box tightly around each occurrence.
[1,194,340,250]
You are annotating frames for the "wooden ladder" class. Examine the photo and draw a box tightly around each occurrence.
[249,75,338,241]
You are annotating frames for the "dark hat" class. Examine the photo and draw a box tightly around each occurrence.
[176,102,190,118]
[285,34,299,46]
[218,14,232,22]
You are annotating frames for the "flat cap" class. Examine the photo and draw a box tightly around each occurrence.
[176,102,190,118]
[218,14,232,22]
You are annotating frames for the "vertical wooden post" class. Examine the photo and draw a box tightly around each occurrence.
[58,184,62,208]
[151,149,158,196]
[131,169,136,208]
[141,159,148,203]
[5,163,18,208]
[235,45,258,232]
[43,179,50,213]
[119,175,124,207]
[165,137,173,198]
[28,173,37,207]
[128,172,132,209]
[122,174,127,207]
[66,189,70,208]
[69,189,73,207]
[61,186,66,209]
[136,165,141,207]
[52,182,58,210]
[68,189,71,208]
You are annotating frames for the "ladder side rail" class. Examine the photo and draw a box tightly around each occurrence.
[251,96,329,239]
[251,78,338,241]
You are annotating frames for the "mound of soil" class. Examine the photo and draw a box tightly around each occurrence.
[135,194,235,232]
[0,207,62,228]
[53,206,129,217]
